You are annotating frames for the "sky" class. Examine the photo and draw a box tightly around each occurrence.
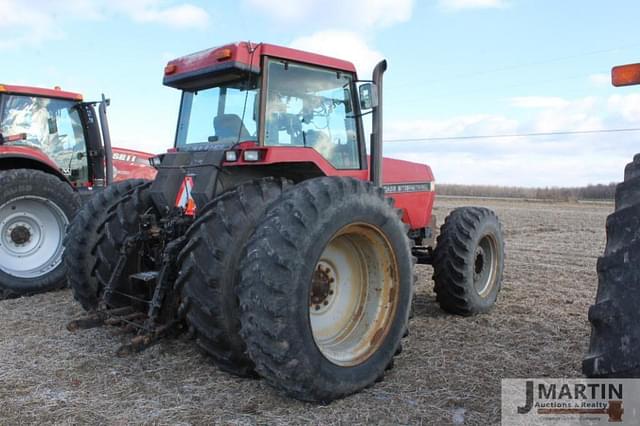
[2,0,640,187]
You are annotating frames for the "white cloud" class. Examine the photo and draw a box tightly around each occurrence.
[438,0,508,10]
[589,73,610,88]
[0,0,63,48]
[111,1,210,29]
[511,96,570,109]
[607,94,640,123]
[383,95,640,186]
[290,31,384,77]
[244,0,413,29]
[0,0,210,49]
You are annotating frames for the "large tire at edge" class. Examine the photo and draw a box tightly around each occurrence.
[64,179,149,311]
[237,177,413,402]
[583,154,640,377]
[432,207,504,316]
[177,177,290,377]
[0,169,79,299]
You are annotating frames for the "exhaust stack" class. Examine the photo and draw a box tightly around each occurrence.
[370,60,387,187]
[98,94,114,185]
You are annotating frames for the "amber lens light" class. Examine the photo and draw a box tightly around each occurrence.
[217,48,233,61]
[164,63,177,75]
[612,63,640,87]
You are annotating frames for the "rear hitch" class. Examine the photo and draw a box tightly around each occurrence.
[67,306,135,332]
[115,322,177,357]
[67,229,187,356]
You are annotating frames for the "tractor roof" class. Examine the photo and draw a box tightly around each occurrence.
[163,41,357,90]
[0,84,83,101]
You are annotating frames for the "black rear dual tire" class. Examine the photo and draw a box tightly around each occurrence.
[176,178,290,377]
[181,176,413,401]
[584,154,640,377]
[64,179,149,311]
[236,177,414,402]
[88,181,156,309]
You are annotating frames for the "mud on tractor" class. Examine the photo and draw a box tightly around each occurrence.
[584,63,640,378]
[0,85,156,298]
[65,42,505,402]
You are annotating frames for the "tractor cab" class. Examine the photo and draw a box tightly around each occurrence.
[163,42,368,173]
[0,84,113,190]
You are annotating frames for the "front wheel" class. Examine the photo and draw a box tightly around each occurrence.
[0,169,79,298]
[237,177,413,402]
[432,207,504,315]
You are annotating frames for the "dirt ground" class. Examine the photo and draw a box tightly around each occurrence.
[0,197,613,425]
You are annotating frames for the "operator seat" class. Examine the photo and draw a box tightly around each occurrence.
[214,114,251,141]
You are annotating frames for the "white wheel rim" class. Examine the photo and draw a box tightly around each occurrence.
[0,196,68,279]
[309,223,399,367]
[473,234,499,297]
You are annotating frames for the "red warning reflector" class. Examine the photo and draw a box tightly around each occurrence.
[175,176,196,216]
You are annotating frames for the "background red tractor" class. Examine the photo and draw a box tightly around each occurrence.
[0,84,155,298]
[584,63,640,378]
[66,42,505,402]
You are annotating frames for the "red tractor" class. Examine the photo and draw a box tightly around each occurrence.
[584,63,640,378]
[66,42,505,402]
[0,84,155,298]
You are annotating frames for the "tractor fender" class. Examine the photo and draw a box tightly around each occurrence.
[0,147,70,183]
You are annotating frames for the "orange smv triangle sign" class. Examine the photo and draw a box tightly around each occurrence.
[175,176,196,216]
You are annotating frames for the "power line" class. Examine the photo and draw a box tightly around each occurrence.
[384,127,640,143]
[391,43,640,89]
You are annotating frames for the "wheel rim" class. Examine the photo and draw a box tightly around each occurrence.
[0,195,68,279]
[309,223,399,367]
[473,234,499,297]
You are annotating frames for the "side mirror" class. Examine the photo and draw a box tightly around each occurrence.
[358,83,378,110]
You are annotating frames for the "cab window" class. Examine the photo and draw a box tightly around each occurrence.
[0,95,88,183]
[264,60,360,169]
[176,81,259,147]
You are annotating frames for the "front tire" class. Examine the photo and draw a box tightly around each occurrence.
[0,169,79,299]
[432,207,504,315]
[237,177,413,402]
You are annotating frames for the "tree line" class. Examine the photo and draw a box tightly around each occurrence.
[437,183,617,201]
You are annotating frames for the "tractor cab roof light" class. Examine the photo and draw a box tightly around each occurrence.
[612,63,640,87]
[164,63,177,75]
[217,48,233,62]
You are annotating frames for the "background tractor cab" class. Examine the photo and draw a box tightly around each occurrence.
[0,85,111,192]
[0,84,155,298]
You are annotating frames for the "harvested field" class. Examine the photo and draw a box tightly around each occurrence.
[0,197,613,425]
